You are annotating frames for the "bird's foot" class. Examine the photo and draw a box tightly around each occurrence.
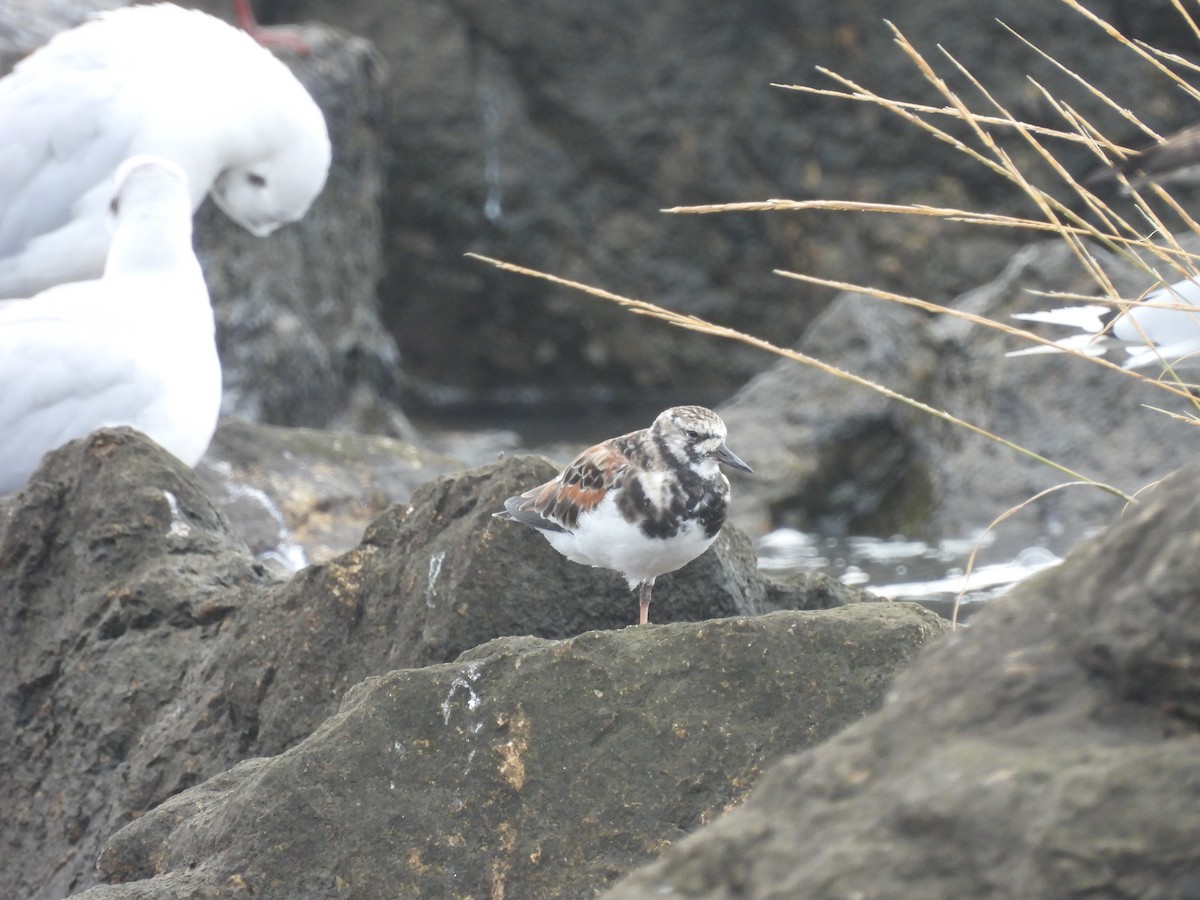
[232,0,312,55]
[638,582,653,626]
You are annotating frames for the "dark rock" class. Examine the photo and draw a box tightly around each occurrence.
[196,417,464,570]
[762,567,875,613]
[722,239,1199,549]
[920,240,1191,545]
[194,0,1188,407]
[220,453,856,730]
[719,291,936,537]
[80,605,948,899]
[206,454,870,756]
[0,0,125,69]
[603,461,1200,900]
[0,432,872,897]
[0,429,276,900]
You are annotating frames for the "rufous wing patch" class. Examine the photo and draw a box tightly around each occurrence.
[519,442,630,531]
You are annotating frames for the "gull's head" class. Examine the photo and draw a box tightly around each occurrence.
[652,406,753,473]
[210,98,332,237]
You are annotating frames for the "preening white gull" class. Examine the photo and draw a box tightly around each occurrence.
[0,3,331,299]
[1008,278,1200,369]
[0,155,221,496]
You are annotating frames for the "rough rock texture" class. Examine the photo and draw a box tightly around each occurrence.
[194,0,1194,405]
[216,453,857,716]
[722,239,1200,548]
[720,292,936,537]
[196,417,464,571]
[0,429,276,900]
[0,0,124,67]
[605,462,1200,900]
[0,430,881,898]
[81,605,947,900]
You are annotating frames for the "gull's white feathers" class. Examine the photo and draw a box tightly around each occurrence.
[1008,278,1200,369]
[0,3,331,299]
[0,155,221,496]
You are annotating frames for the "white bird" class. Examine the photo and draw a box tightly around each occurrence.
[1008,277,1200,369]
[0,3,331,299]
[0,155,221,496]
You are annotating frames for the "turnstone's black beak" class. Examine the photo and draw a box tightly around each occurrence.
[715,442,752,473]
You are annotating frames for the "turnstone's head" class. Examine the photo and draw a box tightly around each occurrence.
[650,406,753,474]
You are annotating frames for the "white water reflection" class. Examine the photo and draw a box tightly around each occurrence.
[755,528,1064,621]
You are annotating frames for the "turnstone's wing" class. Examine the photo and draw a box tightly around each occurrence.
[500,442,631,534]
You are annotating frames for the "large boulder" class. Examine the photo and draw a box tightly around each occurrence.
[0,429,275,900]
[0,429,880,897]
[721,239,1199,548]
[604,461,1200,899]
[81,605,947,899]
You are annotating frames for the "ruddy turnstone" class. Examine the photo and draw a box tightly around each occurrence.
[495,406,752,625]
[1007,276,1200,369]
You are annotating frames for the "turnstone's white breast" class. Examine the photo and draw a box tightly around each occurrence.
[495,406,752,625]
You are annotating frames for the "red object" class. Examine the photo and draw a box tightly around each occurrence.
[231,0,310,55]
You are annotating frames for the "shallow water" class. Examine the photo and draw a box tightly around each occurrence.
[755,528,1068,622]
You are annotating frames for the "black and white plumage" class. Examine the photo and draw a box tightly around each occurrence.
[0,3,331,299]
[495,406,752,626]
[0,155,220,496]
[1008,277,1200,370]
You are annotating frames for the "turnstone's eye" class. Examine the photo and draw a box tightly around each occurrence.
[686,429,700,439]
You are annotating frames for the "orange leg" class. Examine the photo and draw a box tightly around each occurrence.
[638,581,654,626]
[231,0,311,55]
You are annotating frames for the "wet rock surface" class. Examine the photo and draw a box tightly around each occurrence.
[605,462,1200,900]
[0,429,905,898]
[196,417,464,571]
